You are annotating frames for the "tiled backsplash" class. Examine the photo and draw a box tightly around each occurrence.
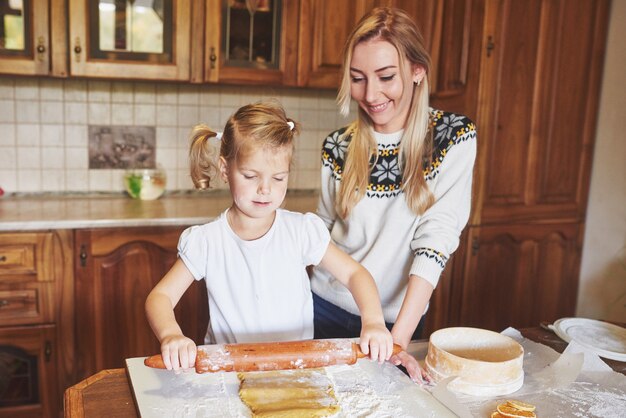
[0,77,352,193]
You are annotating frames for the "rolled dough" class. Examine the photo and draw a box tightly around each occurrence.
[238,369,340,417]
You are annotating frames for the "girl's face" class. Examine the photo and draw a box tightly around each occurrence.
[219,145,291,223]
[349,38,424,133]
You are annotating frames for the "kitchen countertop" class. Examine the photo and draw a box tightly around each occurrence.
[0,190,319,231]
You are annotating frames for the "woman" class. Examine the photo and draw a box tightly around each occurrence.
[310,7,477,382]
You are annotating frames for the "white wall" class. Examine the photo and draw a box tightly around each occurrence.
[577,0,626,322]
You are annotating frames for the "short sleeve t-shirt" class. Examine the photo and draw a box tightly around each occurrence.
[178,208,330,344]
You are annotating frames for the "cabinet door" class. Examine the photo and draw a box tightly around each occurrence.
[297,0,387,88]
[474,0,610,224]
[204,0,298,85]
[458,223,582,332]
[0,0,49,75]
[0,325,58,418]
[68,0,192,80]
[74,227,208,380]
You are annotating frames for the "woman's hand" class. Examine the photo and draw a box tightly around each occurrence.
[390,350,431,383]
[159,334,197,372]
[359,323,394,364]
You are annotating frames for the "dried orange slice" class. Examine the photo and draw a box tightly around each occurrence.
[497,403,537,418]
[506,399,536,412]
[491,412,506,418]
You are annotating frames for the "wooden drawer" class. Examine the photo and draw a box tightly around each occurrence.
[0,233,55,283]
[0,288,43,325]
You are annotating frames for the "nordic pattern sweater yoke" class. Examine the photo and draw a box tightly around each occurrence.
[310,108,477,322]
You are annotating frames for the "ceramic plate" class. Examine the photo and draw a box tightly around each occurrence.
[550,317,626,362]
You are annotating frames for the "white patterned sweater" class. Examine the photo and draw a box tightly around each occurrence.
[310,109,477,322]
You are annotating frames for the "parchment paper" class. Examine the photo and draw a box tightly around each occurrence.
[409,328,626,418]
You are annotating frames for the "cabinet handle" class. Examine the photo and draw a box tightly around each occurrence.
[45,340,52,362]
[0,299,9,307]
[36,36,46,59]
[79,244,88,267]
[0,255,6,262]
[471,237,480,255]
[209,47,217,69]
[74,37,82,62]
[486,35,495,57]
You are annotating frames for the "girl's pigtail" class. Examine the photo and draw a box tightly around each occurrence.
[189,124,219,190]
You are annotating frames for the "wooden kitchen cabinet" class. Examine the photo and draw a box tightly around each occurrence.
[421,0,610,333]
[0,0,67,76]
[0,231,71,418]
[73,226,208,382]
[204,0,300,85]
[0,325,58,418]
[457,223,582,332]
[67,0,193,80]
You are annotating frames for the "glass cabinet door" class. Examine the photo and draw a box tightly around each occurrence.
[205,0,298,85]
[0,0,49,75]
[69,0,192,80]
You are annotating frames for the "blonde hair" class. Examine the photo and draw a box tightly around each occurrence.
[189,100,299,189]
[336,7,434,218]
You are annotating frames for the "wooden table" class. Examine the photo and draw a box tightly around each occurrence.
[63,327,625,417]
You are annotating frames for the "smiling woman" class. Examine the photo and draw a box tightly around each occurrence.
[310,7,477,383]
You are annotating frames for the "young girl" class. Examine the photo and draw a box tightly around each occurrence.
[310,8,477,382]
[146,100,393,371]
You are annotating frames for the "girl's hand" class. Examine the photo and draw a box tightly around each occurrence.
[359,323,394,364]
[390,350,431,384]
[159,334,197,372]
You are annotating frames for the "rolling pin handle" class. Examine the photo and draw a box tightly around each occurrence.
[144,354,166,369]
[354,342,404,359]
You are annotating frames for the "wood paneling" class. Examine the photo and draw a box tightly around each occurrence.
[74,227,208,381]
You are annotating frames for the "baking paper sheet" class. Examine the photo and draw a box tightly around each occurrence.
[126,356,455,417]
[408,328,626,418]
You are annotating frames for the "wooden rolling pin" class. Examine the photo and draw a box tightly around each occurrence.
[144,339,403,373]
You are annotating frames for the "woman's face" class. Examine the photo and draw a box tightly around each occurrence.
[349,38,424,133]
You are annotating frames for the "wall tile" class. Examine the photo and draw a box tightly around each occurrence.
[40,79,63,101]
[134,104,156,125]
[0,146,16,169]
[0,100,14,123]
[88,81,111,102]
[41,147,65,169]
[17,168,42,192]
[65,168,89,190]
[134,83,156,103]
[64,80,88,102]
[156,104,177,126]
[156,127,179,148]
[65,125,88,147]
[0,77,15,99]
[16,101,40,123]
[41,169,65,191]
[65,102,88,124]
[0,123,16,146]
[111,104,134,125]
[178,85,200,105]
[14,79,39,100]
[17,124,40,146]
[88,103,112,124]
[89,169,113,191]
[0,169,17,192]
[41,124,65,146]
[65,147,88,169]
[177,105,200,127]
[112,82,134,103]
[156,84,178,104]
[17,146,41,169]
[41,101,64,124]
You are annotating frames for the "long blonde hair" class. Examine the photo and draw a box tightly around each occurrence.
[336,7,434,218]
[189,100,299,189]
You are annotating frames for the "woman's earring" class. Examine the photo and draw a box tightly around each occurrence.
[417,79,422,86]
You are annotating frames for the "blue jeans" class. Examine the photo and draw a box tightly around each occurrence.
[313,293,425,340]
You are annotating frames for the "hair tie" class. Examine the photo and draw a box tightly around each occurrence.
[215,132,223,140]
[287,121,295,131]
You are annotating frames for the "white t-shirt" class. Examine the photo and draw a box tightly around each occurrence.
[178,208,330,344]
